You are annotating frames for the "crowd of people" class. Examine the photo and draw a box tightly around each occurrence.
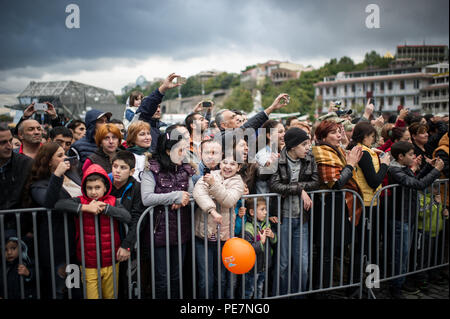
[0,72,448,300]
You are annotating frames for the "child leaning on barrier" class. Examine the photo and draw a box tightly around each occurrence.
[270,127,319,295]
[242,197,277,299]
[0,229,35,299]
[386,141,444,299]
[55,164,131,299]
[193,154,245,299]
[108,150,146,299]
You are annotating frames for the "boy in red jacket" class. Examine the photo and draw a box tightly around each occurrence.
[55,164,131,299]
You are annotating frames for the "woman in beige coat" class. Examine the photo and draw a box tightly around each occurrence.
[193,157,245,299]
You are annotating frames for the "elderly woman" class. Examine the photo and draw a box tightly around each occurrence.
[311,120,363,290]
[126,120,152,182]
[82,123,122,174]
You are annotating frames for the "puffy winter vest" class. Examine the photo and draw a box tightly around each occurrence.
[148,159,194,247]
[76,195,120,268]
[354,144,381,206]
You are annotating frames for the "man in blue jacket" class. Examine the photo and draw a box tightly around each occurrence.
[70,109,112,164]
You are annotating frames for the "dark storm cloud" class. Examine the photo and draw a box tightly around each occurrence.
[0,0,448,76]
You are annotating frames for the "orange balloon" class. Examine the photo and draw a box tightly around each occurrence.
[222,237,256,274]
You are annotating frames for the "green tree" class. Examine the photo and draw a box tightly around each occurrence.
[363,50,393,69]
[223,87,253,113]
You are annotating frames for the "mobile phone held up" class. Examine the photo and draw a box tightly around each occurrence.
[202,101,212,108]
[175,76,187,85]
[34,103,48,112]
[281,95,290,104]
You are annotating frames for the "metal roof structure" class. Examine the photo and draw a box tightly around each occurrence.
[6,80,123,120]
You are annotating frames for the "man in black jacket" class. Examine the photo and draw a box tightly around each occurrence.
[0,122,34,250]
[0,123,33,214]
[387,141,444,299]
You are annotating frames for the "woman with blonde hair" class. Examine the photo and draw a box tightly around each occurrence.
[126,120,152,182]
[82,123,122,174]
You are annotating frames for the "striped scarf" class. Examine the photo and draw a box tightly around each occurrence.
[312,143,363,226]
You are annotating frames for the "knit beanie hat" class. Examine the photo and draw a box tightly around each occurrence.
[284,127,309,150]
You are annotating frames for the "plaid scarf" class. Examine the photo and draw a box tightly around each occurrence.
[312,143,363,226]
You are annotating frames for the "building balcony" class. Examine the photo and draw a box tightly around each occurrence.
[420,95,449,103]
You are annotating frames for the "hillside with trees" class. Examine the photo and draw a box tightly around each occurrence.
[118,50,393,116]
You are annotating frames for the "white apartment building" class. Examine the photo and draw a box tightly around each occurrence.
[314,63,449,114]
[420,63,449,114]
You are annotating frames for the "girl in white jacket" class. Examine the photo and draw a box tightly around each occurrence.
[193,156,245,299]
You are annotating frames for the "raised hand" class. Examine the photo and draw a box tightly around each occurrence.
[159,73,183,94]
[346,145,363,167]
[266,93,289,114]
[23,103,36,118]
[44,102,57,119]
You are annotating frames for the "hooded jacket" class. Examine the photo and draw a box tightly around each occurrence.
[71,109,108,164]
[193,170,245,241]
[55,164,131,268]
[0,230,34,299]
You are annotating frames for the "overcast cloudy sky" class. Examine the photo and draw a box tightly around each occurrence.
[0,0,448,95]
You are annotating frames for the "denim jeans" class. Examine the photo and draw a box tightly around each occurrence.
[153,244,186,299]
[244,271,265,299]
[273,218,309,295]
[390,221,414,289]
[195,237,229,299]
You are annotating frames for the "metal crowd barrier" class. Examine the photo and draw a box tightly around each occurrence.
[0,179,448,299]
[363,178,449,299]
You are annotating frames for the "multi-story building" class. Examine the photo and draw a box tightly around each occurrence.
[420,63,449,114]
[314,63,448,114]
[241,60,313,88]
[396,44,448,66]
